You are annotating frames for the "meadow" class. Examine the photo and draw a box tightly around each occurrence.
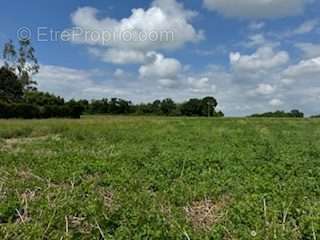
[0,116,319,239]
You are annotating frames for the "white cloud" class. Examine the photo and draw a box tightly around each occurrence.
[35,65,127,99]
[246,34,267,48]
[230,47,289,72]
[281,19,319,38]
[269,98,284,106]
[203,0,308,19]
[188,77,209,89]
[292,19,319,35]
[187,77,217,93]
[139,52,182,79]
[295,43,320,59]
[248,22,265,31]
[281,78,295,85]
[255,83,275,95]
[194,46,227,56]
[36,65,93,96]
[70,0,203,64]
[241,34,280,49]
[283,57,320,79]
[158,78,179,88]
[114,68,125,78]
[89,48,146,64]
[33,58,320,117]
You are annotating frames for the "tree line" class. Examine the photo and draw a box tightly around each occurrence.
[0,90,224,118]
[82,97,224,117]
[0,39,84,118]
[249,110,304,118]
[1,39,317,119]
[0,39,223,119]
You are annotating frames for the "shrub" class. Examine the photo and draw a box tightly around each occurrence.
[24,91,65,106]
[0,102,84,119]
[0,67,23,103]
[250,110,304,118]
[0,101,11,118]
[0,102,40,119]
[14,103,40,119]
[65,101,85,119]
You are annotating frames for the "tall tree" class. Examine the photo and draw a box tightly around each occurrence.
[0,67,23,102]
[2,38,39,91]
[201,96,218,117]
[17,38,39,90]
[3,40,16,71]
[160,98,176,116]
[181,98,202,116]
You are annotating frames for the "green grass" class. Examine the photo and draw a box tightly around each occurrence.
[0,116,320,239]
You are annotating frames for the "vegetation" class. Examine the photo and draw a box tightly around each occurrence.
[0,67,23,102]
[2,39,317,119]
[1,40,224,119]
[1,37,320,239]
[0,101,84,119]
[250,110,304,118]
[0,117,320,239]
[3,39,39,91]
[0,40,84,119]
[86,97,224,117]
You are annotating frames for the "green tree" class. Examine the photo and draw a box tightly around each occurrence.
[3,40,16,71]
[152,100,162,114]
[181,98,202,116]
[180,97,220,117]
[65,100,85,119]
[89,99,109,114]
[24,91,65,106]
[108,98,132,114]
[3,38,39,91]
[201,96,218,117]
[290,109,304,118]
[250,110,304,118]
[0,67,23,102]
[160,98,176,116]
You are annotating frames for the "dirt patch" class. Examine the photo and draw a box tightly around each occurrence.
[184,196,230,232]
[0,135,60,152]
[16,169,46,182]
[5,135,54,145]
[68,216,93,234]
[160,202,172,218]
[15,189,38,224]
[100,189,114,209]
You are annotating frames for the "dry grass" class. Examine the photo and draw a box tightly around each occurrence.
[15,189,38,224]
[15,169,46,182]
[68,216,93,234]
[99,189,114,210]
[0,135,51,151]
[1,117,320,239]
[184,196,230,232]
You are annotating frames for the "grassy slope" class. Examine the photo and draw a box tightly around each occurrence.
[0,117,320,239]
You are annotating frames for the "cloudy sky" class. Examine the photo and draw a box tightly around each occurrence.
[1,0,320,116]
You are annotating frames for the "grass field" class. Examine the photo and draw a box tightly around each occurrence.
[0,117,320,239]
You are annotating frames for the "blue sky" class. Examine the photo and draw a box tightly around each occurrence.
[1,0,320,116]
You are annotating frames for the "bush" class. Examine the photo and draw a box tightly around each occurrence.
[0,102,40,119]
[24,91,65,106]
[0,67,23,103]
[0,102,84,119]
[14,103,40,119]
[250,110,304,118]
[0,101,11,118]
[65,101,85,119]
